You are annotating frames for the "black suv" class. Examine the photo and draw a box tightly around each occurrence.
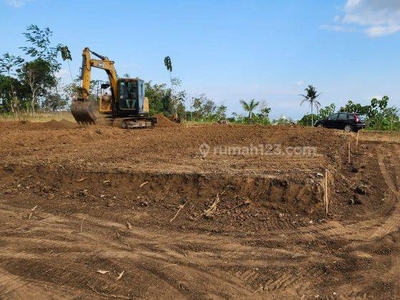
[314,112,365,132]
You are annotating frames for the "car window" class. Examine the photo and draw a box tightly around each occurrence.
[327,113,338,120]
[357,114,366,121]
[338,113,348,120]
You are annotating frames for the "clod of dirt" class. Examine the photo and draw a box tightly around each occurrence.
[79,189,89,197]
[351,166,359,173]
[355,184,369,195]
[349,195,362,205]
[3,165,15,173]
[3,188,15,195]
[139,201,149,207]
[106,201,115,207]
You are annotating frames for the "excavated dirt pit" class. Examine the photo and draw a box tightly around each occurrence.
[1,120,400,299]
[2,165,326,234]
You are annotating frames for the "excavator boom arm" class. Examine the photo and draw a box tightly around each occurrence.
[72,47,118,124]
[79,47,118,101]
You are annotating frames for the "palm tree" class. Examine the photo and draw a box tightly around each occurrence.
[240,99,260,123]
[300,85,322,126]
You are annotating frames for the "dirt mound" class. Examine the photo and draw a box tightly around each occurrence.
[41,119,79,129]
[154,113,181,127]
[1,119,78,131]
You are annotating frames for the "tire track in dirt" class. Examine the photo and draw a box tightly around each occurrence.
[0,267,84,300]
[0,204,270,299]
[370,145,400,239]
[0,202,348,300]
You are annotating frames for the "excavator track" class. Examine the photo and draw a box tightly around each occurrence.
[119,117,158,129]
[70,101,97,124]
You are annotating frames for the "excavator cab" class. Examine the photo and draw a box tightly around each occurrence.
[117,79,144,114]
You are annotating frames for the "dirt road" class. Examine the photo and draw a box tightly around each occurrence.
[0,119,399,299]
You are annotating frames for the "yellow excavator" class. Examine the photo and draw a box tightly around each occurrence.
[71,47,157,128]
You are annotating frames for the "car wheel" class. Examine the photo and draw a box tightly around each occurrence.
[344,124,354,132]
[316,123,324,128]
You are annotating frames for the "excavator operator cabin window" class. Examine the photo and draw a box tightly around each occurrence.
[127,81,138,100]
[120,82,128,99]
[139,82,144,98]
[119,80,138,110]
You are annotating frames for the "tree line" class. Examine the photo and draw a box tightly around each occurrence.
[0,25,71,114]
[1,25,399,130]
[298,85,400,131]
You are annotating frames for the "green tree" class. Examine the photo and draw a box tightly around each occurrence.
[368,96,391,130]
[240,99,260,123]
[164,56,172,81]
[298,114,318,126]
[0,75,19,112]
[340,100,369,115]
[253,100,271,124]
[191,94,216,121]
[145,81,170,114]
[0,25,70,114]
[214,105,227,120]
[300,85,321,126]
[169,77,186,116]
[42,92,67,111]
[0,53,24,76]
[340,96,399,130]
[20,24,70,73]
[145,79,186,118]
[18,58,55,113]
[299,103,336,127]
[0,53,25,113]
[318,103,336,119]
[383,106,400,131]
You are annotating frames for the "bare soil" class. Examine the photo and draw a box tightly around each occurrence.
[0,119,399,299]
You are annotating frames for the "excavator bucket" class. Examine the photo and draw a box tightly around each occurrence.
[70,101,97,124]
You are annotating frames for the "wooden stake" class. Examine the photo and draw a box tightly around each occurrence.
[356,130,360,146]
[324,170,329,214]
[348,141,351,164]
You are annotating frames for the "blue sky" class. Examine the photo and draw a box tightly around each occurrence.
[1,0,399,120]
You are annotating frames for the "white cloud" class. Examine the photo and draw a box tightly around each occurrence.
[327,0,400,37]
[366,24,400,37]
[4,0,33,8]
